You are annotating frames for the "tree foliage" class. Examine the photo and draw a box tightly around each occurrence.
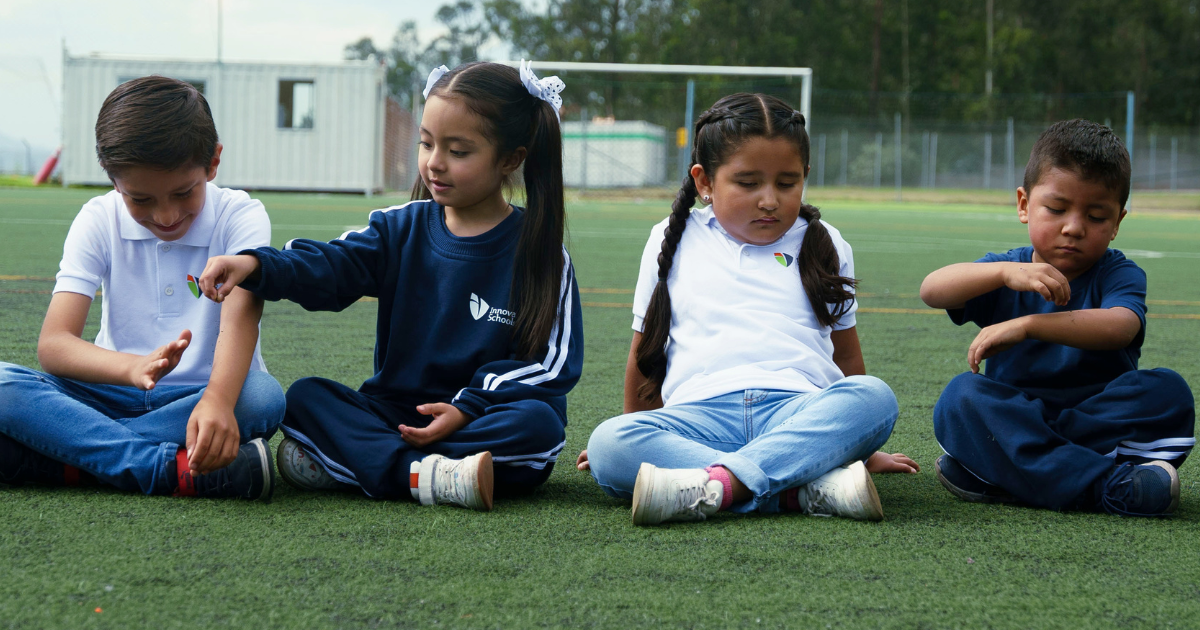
[350,0,1200,125]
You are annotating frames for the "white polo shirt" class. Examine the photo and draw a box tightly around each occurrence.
[632,204,857,407]
[54,183,270,386]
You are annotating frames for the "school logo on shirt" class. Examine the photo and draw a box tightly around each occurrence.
[186,274,201,298]
[469,293,490,320]
[469,293,515,325]
[774,252,794,267]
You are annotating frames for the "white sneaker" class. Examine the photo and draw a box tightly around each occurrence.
[276,437,345,491]
[415,453,494,511]
[795,460,883,521]
[631,463,724,526]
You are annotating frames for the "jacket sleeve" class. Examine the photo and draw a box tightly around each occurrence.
[450,250,584,419]
[239,209,394,312]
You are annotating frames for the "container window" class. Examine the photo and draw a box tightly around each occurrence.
[278,80,314,129]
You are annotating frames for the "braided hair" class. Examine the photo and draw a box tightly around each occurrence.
[414,62,565,360]
[635,93,857,401]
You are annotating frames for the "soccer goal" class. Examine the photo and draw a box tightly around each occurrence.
[499,61,812,194]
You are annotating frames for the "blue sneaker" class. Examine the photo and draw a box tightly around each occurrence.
[178,438,275,501]
[1097,461,1179,517]
[935,455,1018,504]
[0,433,65,487]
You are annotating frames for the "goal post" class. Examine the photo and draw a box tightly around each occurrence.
[497,60,813,193]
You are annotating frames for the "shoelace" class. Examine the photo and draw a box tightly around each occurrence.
[1099,462,1136,513]
[673,479,719,516]
[798,484,834,517]
[434,459,470,505]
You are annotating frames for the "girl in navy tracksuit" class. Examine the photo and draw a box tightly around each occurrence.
[199,61,582,510]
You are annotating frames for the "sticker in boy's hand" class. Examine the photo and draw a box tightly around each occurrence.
[187,274,201,298]
[774,252,794,267]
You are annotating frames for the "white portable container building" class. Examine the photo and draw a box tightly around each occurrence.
[61,54,390,194]
[562,120,667,188]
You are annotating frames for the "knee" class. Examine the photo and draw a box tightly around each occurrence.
[1143,369,1194,408]
[933,373,991,435]
[834,375,900,436]
[283,377,336,413]
[585,415,647,482]
[235,371,286,438]
[508,399,566,452]
[0,363,48,417]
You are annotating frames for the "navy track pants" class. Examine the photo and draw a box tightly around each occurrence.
[281,377,567,500]
[934,368,1195,510]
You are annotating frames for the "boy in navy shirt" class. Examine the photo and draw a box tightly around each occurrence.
[921,119,1195,517]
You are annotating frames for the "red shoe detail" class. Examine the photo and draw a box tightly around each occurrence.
[64,465,80,486]
[410,471,420,490]
[783,487,801,512]
[173,448,196,497]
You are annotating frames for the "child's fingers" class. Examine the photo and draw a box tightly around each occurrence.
[189,425,213,474]
[575,449,589,470]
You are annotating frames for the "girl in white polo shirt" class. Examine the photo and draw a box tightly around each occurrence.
[580,93,917,526]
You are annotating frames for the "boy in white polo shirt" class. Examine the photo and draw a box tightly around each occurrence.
[0,76,283,499]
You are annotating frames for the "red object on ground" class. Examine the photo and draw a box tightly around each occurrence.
[33,147,61,185]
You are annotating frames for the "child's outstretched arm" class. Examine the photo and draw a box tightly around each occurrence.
[921,261,1071,310]
[184,287,264,475]
[38,292,191,389]
[966,307,1142,374]
[199,214,393,311]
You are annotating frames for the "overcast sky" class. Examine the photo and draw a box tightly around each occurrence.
[0,0,479,156]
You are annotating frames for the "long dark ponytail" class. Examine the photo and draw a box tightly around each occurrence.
[636,93,856,400]
[414,62,565,360]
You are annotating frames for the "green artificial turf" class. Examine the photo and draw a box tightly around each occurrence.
[1,186,1199,629]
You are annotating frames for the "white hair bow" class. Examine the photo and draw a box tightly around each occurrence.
[520,60,565,119]
[422,65,450,100]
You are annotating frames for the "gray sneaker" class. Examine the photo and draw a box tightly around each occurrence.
[277,437,347,492]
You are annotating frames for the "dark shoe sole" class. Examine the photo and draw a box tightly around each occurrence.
[935,455,1017,504]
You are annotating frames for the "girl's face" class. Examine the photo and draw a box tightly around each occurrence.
[691,136,809,246]
[418,95,523,213]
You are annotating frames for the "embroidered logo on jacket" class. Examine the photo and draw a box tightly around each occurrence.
[469,293,490,320]
[773,252,794,267]
[186,274,201,298]
[469,293,516,325]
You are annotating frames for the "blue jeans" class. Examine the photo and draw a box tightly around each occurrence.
[0,362,285,495]
[587,375,899,513]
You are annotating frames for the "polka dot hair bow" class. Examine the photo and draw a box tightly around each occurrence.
[422,65,450,100]
[520,59,565,119]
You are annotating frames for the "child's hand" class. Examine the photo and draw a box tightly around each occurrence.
[865,451,919,474]
[968,318,1028,373]
[185,396,241,475]
[400,403,470,448]
[198,255,262,303]
[576,449,589,471]
[1002,262,1071,306]
[129,330,191,390]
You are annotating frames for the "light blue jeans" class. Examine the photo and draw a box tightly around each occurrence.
[0,362,285,495]
[587,375,899,513]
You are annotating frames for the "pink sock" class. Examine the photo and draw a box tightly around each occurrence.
[704,466,734,510]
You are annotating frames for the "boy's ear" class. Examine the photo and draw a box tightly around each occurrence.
[690,164,712,202]
[206,143,223,182]
[1112,208,1128,240]
[1016,186,1031,224]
